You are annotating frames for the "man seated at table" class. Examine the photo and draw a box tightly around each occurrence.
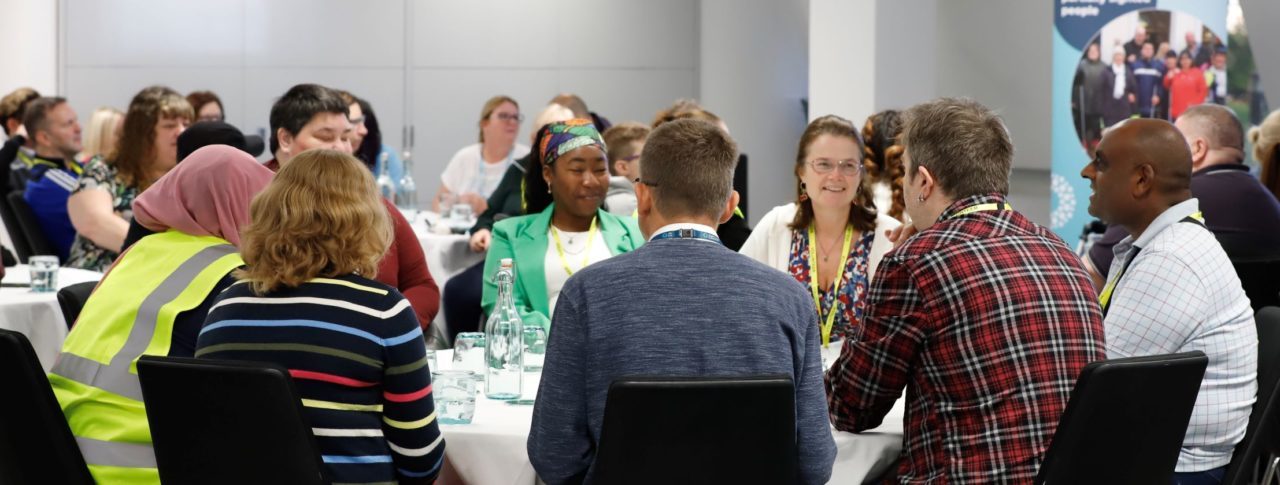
[20,96,83,260]
[528,119,836,484]
[1082,118,1255,483]
[825,98,1106,482]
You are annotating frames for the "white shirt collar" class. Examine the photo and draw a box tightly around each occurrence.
[1115,198,1200,255]
[649,222,719,242]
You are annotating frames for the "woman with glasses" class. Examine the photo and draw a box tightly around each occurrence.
[740,115,900,344]
[434,95,531,214]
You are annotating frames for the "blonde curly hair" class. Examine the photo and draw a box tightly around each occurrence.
[1251,109,1280,200]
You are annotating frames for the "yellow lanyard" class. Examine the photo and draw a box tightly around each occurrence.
[949,202,1011,219]
[551,217,598,276]
[1098,211,1203,314]
[808,224,854,348]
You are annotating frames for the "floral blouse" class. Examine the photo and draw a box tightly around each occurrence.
[787,228,874,343]
[64,157,139,272]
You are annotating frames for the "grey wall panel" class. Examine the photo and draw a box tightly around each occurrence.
[244,0,406,68]
[65,0,245,67]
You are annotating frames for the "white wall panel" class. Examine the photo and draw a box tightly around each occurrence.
[410,0,552,68]
[65,0,244,67]
[244,0,405,68]
[557,0,699,69]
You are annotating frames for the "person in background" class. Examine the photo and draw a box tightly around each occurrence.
[444,103,575,343]
[20,97,83,260]
[77,107,123,164]
[1159,50,1179,119]
[1252,109,1280,200]
[1206,49,1228,105]
[66,85,191,272]
[347,95,405,193]
[550,92,611,133]
[528,119,836,484]
[740,115,900,345]
[1164,51,1208,121]
[827,98,1105,482]
[434,95,530,214]
[1124,24,1148,64]
[481,119,643,331]
[49,145,274,484]
[860,110,907,222]
[1102,48,1138,127]
[1183,30,1212,69]
[187,90,225,123]
[1132,42,1166,118]
[1073,42,1108,149]
[602,122,649,216]
[1,87,42,191]
[1082,118,1255,483]
[197,149,444,484]
[266,83,440,330]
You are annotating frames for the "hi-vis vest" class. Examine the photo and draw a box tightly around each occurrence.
[48,231,243,484]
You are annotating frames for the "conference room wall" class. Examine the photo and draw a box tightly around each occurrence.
[55,0,699,208]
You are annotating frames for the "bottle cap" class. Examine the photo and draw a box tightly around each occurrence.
[500,258,513,269]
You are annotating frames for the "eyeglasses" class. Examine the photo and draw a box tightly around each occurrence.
[621,154,641,163]
[493,113,524,122]
[808,158,863,176]
[196,114,224,123]
[633,178,659,187]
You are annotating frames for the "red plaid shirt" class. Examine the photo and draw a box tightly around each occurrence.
[826,193,1105,483]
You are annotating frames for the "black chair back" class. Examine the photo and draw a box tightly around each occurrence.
[1232,260,1280,311]
[593,374,797,485]
[0,329,94,485]
[1224,307,1280,484]
[56,281,98,329]
[733,153,749,217]
[136,355,327,485]
[6,191,58,262]
[1035,351,1208,485]
[0,190,33,262]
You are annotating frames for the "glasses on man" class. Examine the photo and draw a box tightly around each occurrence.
[808,158,864,176]
[196,114,224,123]
[494,113,524,123]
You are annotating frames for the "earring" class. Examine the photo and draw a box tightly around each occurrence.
[799,182,808,202]
[916,195,925,202]
[547,184,552,194]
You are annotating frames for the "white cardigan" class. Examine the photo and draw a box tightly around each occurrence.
[739,203,901,281]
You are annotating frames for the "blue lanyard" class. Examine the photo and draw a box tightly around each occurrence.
[651,228,721,244]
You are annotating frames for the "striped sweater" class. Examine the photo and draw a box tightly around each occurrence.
[196,274,444,484]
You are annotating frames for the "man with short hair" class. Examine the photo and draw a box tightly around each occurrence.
[1183,31,1211,68]
[1082,118,1255,483]
[1124,25,1148,64]
[550,92,611,132]
[528,119,836,484]
[1,87,42,191]
[601,121,649,216]
[826,98,1106,482]
[1207,50,1229,105]
[1132,42,1167,118]
[21,97,83,260]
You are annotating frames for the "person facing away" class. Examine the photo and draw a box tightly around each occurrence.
[528,119,837,485]
[826,97,1106,483]
[49,145,274,484]
[197,149,444,484]
[1081,118,1255,483]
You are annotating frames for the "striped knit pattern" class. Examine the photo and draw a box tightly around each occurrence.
[196,274,444,484]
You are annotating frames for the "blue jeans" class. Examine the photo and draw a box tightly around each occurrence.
[1172,465,1226,485]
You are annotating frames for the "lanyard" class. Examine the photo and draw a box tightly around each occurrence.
[1099,211,1204,316]
[650,228,721,244]
[948,202,1012,219]
[550,217,597,276]
[809,224,854,348]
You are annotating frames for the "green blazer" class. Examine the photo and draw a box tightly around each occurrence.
[481,203,644,331]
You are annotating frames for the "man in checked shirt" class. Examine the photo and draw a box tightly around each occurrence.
[826,98,1107,483]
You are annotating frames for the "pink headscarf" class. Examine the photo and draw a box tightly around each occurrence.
[132,144,274,248]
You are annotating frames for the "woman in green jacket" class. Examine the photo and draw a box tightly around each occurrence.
[481,119,643,331]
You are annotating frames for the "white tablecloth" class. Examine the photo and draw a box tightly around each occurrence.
[409,210,485,346]
[0,265,103,371]
[433,346,905,485]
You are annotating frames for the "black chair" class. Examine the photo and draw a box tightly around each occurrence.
[1035,351,1208,485]
[0,329,95,485]
[1224,307,1280,484]
[592,375,797,485]
[56,281,98,329]
[0,190,34,262]
[136,355,327,485]
[1232,260,1280,312]
[6,191,58,262]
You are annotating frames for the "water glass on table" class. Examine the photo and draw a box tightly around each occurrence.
[432,370,477,425]
[28,256,59,293]
[453,332,486,379]
[522,325,547,372]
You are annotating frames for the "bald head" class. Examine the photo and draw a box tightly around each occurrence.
[1107,119,1193,194]
[549,93,589,118]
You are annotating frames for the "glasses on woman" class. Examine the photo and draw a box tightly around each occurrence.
[493,113,524,123]
[808,158,863,176]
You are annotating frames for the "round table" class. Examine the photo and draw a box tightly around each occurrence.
[432,346,904,485]
[407,210,485,346]
[0,265,103,371]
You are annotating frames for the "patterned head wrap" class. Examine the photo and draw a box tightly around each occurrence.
[539,118,607,166]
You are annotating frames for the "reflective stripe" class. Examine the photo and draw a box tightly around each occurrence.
[76,436,157,469]
[52,244,237,401]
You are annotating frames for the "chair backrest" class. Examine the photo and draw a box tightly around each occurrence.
[1232,259,1280,311]
[56,281,98,329]
[136,355,327,485]
[0,329,95,485]
[6,191,58,262]
[0,190,34,262]
[1036,351,1209,485]
[593,374,797,485]
[1224,307,1280,484]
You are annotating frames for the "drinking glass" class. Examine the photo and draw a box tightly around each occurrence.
[28,256,59,293]
[432,370,477,424]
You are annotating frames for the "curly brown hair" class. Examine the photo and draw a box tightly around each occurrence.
[110,86,193,190]
[236,149,392,295]
[861,110,906,222]
[790,115,877,232]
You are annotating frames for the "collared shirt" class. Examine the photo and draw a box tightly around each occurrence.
[1104,198,1257,472]
[648,222,719,243]
[826,193,1106,483]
